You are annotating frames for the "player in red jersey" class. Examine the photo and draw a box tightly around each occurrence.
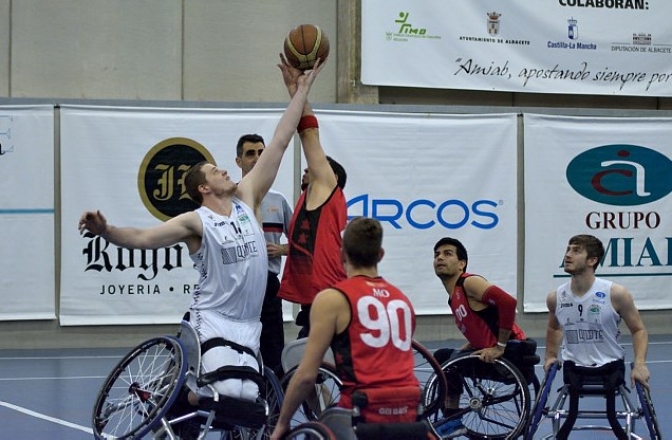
[432,237,531,438]
[276,53,347,339]
[271,217,420,440]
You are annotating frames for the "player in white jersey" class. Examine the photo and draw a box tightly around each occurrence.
[78,59,323,406]
[544,234,650,388]
[235,133,293,378]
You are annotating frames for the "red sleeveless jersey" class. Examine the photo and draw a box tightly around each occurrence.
[449,273,526,349]
[278,187,347,305]
[330,275,419,410]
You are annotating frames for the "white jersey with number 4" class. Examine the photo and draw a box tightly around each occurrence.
[189,200,268,320]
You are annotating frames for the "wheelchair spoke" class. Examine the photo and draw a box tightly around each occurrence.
[441,354,530,439]
[92,336,186,440]
[281,364,342,427]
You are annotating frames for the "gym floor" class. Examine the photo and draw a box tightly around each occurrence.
[1,335,669,439]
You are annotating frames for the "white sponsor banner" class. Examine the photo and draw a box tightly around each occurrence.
[60,106,295,326]
[361,0,672,97]
[0,106,55,321]
[524,114,672,311]
[314,111,518,314]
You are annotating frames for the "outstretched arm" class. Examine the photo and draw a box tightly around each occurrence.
[78,210,201,252]
[278,54,337,206]
[238,56,324,212]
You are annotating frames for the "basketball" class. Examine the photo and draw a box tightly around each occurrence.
[283,24,330,71]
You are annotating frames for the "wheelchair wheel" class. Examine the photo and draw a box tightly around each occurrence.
[525,362,558,440]
[92,336,186,440]
[284,421,337,440]
[636,382,661,440]
[440,353,530,439]
[412,340,448,418]
[240,366,285,440]
[281,363,342,427]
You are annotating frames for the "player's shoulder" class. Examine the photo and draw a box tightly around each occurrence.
[607,279,631,298]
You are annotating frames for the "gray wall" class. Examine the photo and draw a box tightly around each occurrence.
[0,0,670,349]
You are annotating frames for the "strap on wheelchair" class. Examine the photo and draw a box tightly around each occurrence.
[197,365,266,390]
[201,337,257,360]
[557,359,627,440]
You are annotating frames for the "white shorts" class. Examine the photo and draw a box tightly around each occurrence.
[190,309,262,401]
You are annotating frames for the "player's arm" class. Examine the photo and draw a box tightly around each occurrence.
[464,276,516,343]
[544,291,563,371]
[238,57,323,211]
[297,108,338,199]
[278,55,336,204]
[612,283,650,386]
[78,210,201,252]
[273,288,345,438]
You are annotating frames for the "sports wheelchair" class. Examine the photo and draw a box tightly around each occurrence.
[279,339,447,439]
[525,360,661,440]
[424,338,541,439]
[92,319,284,439]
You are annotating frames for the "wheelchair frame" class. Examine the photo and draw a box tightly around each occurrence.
[425,352,535,439]
[525,361,661,440]
[280,339,446,439]
[91,321,284,440]
[279,339,447,426]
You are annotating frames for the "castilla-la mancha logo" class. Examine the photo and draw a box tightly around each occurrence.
[566,144,672,206]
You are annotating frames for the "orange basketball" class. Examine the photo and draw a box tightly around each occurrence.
[283,24,330,71]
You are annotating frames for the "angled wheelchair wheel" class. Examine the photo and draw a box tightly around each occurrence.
[284,421,337,440]
[281,363,342,427]
[239,366,285,440]
[441,353,530,439]
[636,382,661,440]
[92,336,186,440]
[412,340,448,419]
[525,362,558,440]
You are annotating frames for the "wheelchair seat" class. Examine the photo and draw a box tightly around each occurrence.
[281,337,335,374]
[503,338,541,394]
[526,360,661,440]
[169,320,273,434]
[351,386,440,440]
[554,359,632,439]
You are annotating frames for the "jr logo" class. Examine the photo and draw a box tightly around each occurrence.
[566,144,672,206]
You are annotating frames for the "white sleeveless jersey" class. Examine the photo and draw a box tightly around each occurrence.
[555,277,624,367]
[189,200,268,320]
